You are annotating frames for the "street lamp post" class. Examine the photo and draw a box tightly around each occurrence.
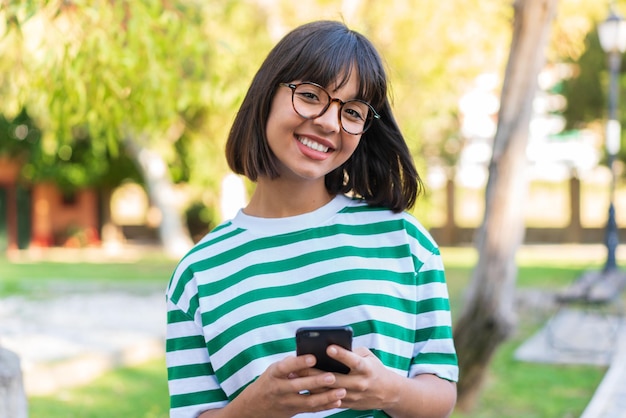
[598,7,626,273]
[553,5,626,331]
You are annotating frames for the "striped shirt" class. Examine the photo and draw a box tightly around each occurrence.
[166,194,458,417]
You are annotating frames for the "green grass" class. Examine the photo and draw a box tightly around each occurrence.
[450,319,606,418]
[3,246,612,417]
[0,253,178,296]
[28,358,169,418]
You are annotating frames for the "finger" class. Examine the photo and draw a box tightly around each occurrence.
[289,371,338,394]
[274,354,317,377]
[296,367,326,378]
[268,382,345,415]
[300,388,347,411]
[326,345,360,371]
[352,346,372,356]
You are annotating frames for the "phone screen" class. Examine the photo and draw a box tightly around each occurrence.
[295,326,353,374]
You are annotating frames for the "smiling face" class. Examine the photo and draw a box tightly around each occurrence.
[265,73,362,184]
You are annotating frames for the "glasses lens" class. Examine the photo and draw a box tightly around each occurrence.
[341,101,372,135]
[293,84,329,118]
[290,82,376,135]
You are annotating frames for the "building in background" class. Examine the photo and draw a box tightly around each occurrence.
[0,157,100,253]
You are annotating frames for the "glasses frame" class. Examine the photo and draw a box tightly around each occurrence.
[279,82,380,135]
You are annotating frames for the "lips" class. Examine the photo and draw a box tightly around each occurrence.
[297,136,331,153]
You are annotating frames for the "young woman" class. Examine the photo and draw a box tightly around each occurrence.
[166,20,458,418]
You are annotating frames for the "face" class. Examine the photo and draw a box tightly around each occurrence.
[265,72,362,184]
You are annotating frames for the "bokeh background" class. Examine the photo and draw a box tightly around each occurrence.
[1,1,625,417]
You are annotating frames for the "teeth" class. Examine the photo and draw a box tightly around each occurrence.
[298,137,329,153]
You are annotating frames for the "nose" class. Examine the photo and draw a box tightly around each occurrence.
[312,99,342,133]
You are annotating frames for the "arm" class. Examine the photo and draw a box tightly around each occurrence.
[381,373,456,418]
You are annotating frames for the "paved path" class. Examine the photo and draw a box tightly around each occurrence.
[515,307,626,418]
[0,285,165,395]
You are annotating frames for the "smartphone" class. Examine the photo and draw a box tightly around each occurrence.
[296,326,353,374]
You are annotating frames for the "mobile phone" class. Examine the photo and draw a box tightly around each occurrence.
[295,326,353,374]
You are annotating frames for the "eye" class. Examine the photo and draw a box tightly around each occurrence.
[294,85,325,103]
[342,101,368,122]
[297,91,320,102]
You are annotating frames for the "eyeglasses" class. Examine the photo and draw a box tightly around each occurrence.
[279,82,380,135]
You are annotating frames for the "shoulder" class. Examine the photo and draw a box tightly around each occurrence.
[178,220,244,268]
[166,220,245,304]
[339,197,438,248]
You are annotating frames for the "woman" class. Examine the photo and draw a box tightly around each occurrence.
[166,20,458,418]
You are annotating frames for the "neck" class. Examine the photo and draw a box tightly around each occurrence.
[244,177,334,218]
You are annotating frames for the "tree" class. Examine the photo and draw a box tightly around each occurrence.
[1,0,283,255]
[452,0,558,411]
[0,1,244,256]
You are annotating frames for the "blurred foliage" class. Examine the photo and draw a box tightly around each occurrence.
[561,9,626,168]
[0,109,40,160]
[0,0,620,215]
[562,30,606,128]
[0,109,141,192]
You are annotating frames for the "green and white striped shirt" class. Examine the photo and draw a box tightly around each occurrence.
[166,194,458,418]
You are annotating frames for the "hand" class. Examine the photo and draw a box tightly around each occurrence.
[294,346,457,418]
[324,345,400,412]
[218,354,347,418]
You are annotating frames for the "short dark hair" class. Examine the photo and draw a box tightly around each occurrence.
[226,20,422,212]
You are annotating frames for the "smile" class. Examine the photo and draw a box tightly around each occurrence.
[298,136,330,153]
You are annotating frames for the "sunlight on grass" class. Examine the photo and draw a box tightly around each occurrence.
[440,246,479,268]
[29,358,169,418]
[0,254,179,296]
[441,245,609,269]
[441,245,608,290]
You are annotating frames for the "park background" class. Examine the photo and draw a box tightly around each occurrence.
[1,0,626,417]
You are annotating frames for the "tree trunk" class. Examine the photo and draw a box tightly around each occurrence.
[453,0,558,411]
[125,137,194,258]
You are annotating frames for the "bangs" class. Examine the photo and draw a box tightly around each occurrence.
[276,26,386,109]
